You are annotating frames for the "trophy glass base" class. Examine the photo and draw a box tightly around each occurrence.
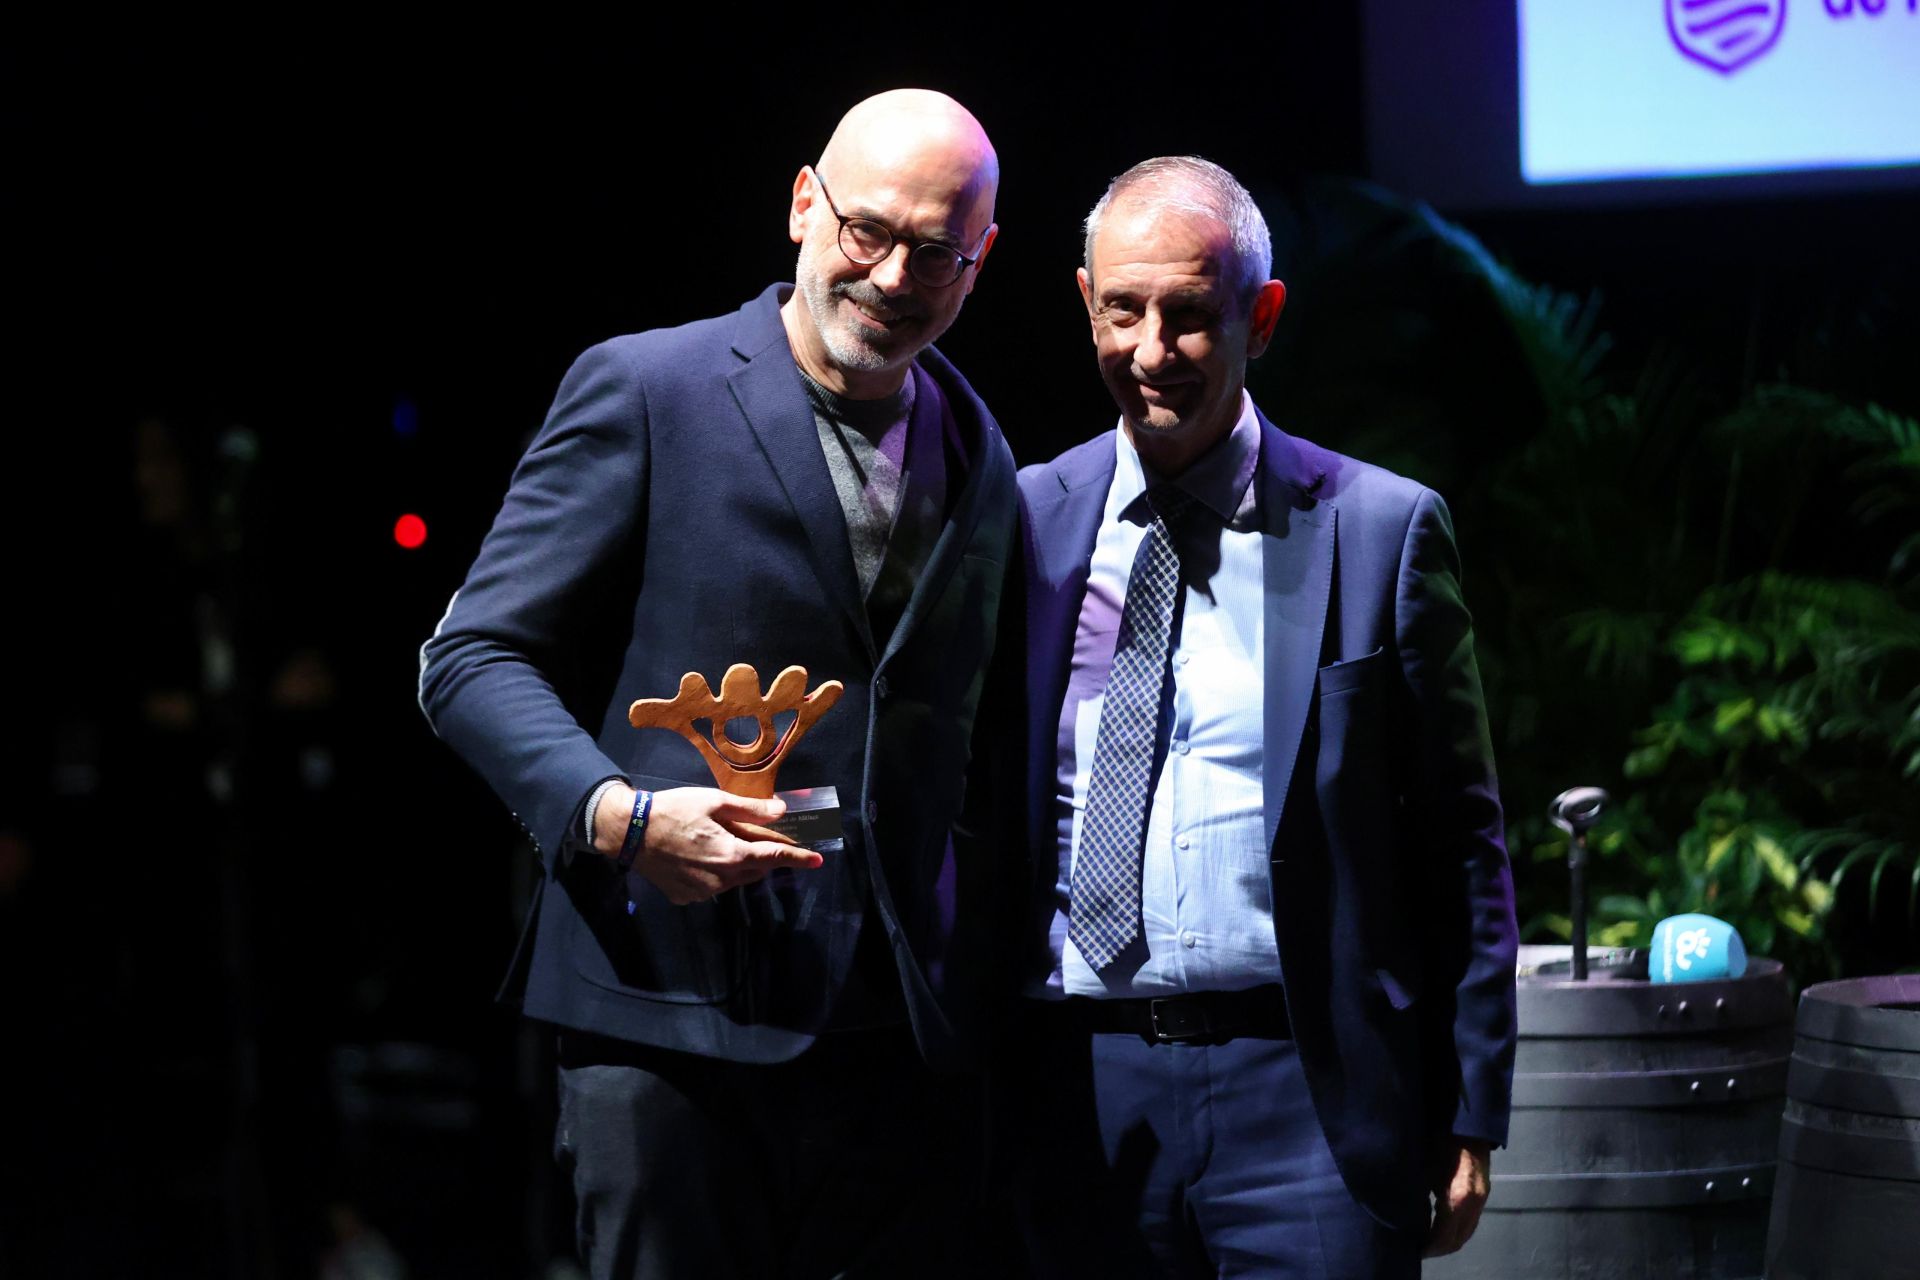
[767,785,844,855]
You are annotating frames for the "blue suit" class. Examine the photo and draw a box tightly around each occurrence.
[1017,410,1516,1232]
[419,283,1018,1068]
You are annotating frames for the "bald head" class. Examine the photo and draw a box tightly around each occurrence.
[817,90,999,221]
[782,90,1001,398]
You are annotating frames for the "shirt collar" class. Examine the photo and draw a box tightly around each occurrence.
[1108,391,1261,526]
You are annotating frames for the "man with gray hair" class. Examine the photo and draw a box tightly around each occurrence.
[1009,156,1517,1276]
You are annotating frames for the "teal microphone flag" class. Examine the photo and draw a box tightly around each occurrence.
[1650,913,1747,984]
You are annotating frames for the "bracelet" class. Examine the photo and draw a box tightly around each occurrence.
[615,788,653,876]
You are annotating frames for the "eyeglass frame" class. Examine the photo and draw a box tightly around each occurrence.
[809,169,992,289]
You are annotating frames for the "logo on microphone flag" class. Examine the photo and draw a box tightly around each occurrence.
[1666,0,1788,75]
[1651,913,1748,983]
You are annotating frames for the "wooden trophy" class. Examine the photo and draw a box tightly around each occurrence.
[628,664,844,845]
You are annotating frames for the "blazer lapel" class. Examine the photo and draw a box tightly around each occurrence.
[876,362,1005,666]
[1025,436,1116,852]
[726,313,869,651]
[1257,414,1334,852]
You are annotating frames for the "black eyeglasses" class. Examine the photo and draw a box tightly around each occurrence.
[812,171,988,289]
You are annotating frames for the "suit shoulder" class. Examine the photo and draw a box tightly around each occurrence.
[1015,460,1052,504]
[568,308,737,381]
[1291,435,1434,521]
[1018,432,1110,503]
[527,311,741,457]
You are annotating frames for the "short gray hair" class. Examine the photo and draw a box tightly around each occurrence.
[1082,156,1272,305]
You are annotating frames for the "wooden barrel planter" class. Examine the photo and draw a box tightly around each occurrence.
[1765,974,1920,1280]
[1429,947,1792,1280]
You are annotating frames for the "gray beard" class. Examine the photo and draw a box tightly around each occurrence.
[794,250,930,374]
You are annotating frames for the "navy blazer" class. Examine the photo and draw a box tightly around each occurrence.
[1017,410,1516,1230]
[420,284,1018,1067]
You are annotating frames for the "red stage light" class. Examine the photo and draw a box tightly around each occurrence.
[394,513,428,549]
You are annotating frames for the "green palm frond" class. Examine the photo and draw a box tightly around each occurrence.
[1562,608,1665,681]
[1417,208,1613,419]
[1794,828,1920,927]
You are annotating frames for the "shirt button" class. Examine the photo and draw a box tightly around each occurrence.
[1182,931,1198,949]
[1175,652,1189,666]
[1173,739,1190,756]
[1176,834,1190,850]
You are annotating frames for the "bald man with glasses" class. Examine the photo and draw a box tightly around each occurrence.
[420,90,1017,1279]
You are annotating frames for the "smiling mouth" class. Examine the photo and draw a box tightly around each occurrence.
[1137,381,1193,402]
[850,298,902,327]
[838,290,924,334]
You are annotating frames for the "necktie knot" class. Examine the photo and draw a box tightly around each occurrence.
[1145,484,1195,527]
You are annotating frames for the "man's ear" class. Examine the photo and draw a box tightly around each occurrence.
[962,225,999,295]
[1246,279,1288,358]
[787,167,818,246]
[1076,267,1098,331]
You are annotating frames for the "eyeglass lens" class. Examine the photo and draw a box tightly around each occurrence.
[838,219,965,287]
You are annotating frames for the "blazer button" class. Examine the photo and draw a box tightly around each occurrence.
[866,799,879,823]
[874,674,890,700]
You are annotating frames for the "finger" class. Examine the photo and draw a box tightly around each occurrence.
[723,818,797,845]
[1426,1201,1479,1258]
[1448,1189,1486,1243]
[1421,1206,1460,1259]
[712,793,788,823]
[1449,1212,1482,1253]
[737,840,824,870]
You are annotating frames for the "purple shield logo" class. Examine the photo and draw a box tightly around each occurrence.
[1667,0,1787,74]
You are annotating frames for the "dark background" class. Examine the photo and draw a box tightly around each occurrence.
[5,18,1916,1278]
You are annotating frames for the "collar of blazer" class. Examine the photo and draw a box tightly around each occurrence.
[1023,403,1334,855]
[723,283,1015,662]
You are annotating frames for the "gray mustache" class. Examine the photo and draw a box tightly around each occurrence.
[834,281,926,320]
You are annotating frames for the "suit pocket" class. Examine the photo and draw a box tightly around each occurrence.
[1317,645,1387,698]
[567,771,743,1007]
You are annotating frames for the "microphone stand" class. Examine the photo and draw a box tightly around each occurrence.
[1549,787,1610,981]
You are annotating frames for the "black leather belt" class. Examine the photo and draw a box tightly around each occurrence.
[1050,984,1290,1044]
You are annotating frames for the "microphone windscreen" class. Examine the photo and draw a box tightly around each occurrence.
[1650,913,1747,983]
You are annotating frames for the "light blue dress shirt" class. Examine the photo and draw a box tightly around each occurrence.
[1034,394,1281,998]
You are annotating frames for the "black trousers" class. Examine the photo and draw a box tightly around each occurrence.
[554,1026,1007,1280]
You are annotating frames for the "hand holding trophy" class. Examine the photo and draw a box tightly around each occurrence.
[597,664,845,905]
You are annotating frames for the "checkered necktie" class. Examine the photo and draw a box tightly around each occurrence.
[1070,484,1195,972]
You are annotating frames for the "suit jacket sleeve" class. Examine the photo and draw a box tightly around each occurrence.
[418,340,648,864]
[1396,487,1517,1148]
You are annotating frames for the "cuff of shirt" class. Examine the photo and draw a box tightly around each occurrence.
[567,776,627,865]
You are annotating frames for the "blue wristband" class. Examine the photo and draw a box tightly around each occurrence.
[615,788,653,876]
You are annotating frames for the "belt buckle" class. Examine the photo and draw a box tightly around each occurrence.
[1148,998,1210,1043]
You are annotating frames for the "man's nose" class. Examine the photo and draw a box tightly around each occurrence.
[868,243,915,295]
[1135,313,1176,372]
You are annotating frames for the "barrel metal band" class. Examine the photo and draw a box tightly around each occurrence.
[1512,1056,1788,1108]
[1487,1163,1775,1210]
[1781,1111,1920,1180]
[1786,1055,1920,1117]
[1793,974,1920,1054]
[1516,961,1790,1038]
